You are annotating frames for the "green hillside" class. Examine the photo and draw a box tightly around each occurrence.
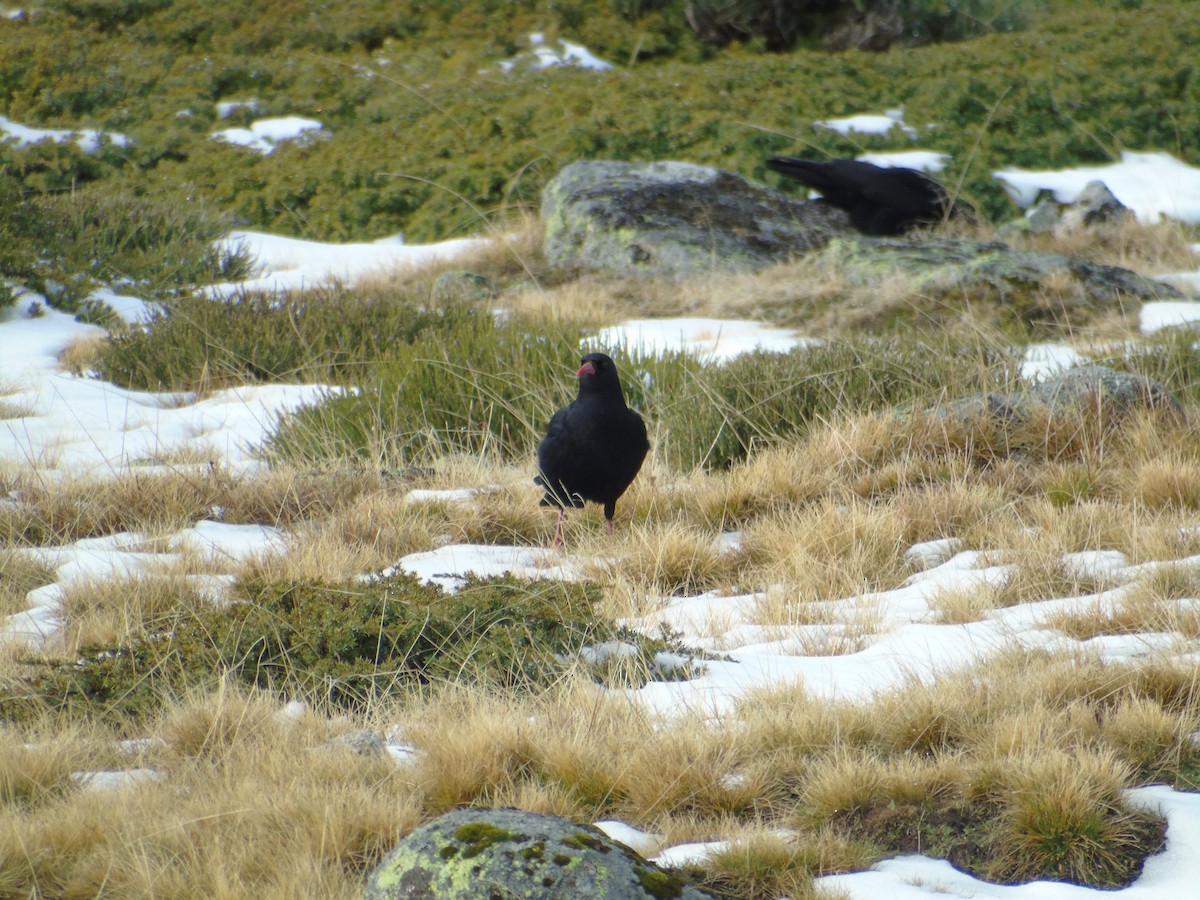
[2,0,1196,243]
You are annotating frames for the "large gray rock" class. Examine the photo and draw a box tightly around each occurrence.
[540,161,1182,315]
[365,807,711,899]
[541,159,847,278]
[1060,181,1133,232]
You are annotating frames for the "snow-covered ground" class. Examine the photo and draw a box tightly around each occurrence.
[816,108,917,138]
[995,151,1200,227]
[3,143,1200,898]
[495,32,614,73]
[211,116,325,154]
[0,113,129,152]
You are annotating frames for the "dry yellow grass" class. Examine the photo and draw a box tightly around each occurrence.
[740,499,910,603]
[589,518,743,596]
[0,688,420,899]
[1013,217,1199,278]
[55,571,214,653]
[0,551,52,618]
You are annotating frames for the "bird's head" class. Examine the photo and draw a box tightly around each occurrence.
[576,352,621,393]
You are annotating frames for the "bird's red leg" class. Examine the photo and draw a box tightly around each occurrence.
[553,509,566,548]
[606,517,614,537]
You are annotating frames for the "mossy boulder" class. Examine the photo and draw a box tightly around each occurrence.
[541,159,847,279]
[929,365,1185,428]
[365,807,711,899]
[816,235,1184,313]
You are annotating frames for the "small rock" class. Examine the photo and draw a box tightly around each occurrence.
[1026,196,1062,235]
[1030,365,1185,420]
[432,270,495,304]
[327,729,388,757]
[1059,180,1132,233]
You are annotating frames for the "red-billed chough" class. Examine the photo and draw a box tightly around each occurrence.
[535,352,649,546]
[766,156,970,236]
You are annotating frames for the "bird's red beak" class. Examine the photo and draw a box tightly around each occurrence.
[576,361,597,377]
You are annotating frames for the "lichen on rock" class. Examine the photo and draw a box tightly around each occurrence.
[365,807,712,899]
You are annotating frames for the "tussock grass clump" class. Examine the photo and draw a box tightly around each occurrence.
[983,749,1162,888]
[0,465,379,546]
[595,520,742,596]
[0,185,251,314]
[742,499,910,602]
[267,307,596,467]
[723,652,1182,888]
[0,469,231,545]
[691,829,868,900]
[656,338,1016,471]
[0,688,419,899]
[97,284,474,392]
[989,553,1112,608]
[619,728,769,820]
[1045,563,1200,643]
[440,483,554,546]
[0,552,53,617]
[928,583,999,623]
[0,722,120,809]
[1132,453,1200,511]
[1098,695,1200,782]
[56,572,214,654]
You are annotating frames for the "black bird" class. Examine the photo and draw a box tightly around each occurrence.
[766,156,965,236]
[535,352,649,546]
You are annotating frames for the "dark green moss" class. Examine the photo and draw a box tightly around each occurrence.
[636,864,688,899]
[562,831,611,853]
[453,822,520,859]
[552,853,573,866]
[520,841,545,860]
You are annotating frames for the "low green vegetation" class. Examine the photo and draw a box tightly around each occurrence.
[0,178,250,314]
[0,1,1196,253]
[0,573,693,725]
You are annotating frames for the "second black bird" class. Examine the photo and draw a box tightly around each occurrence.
[766,156,964,236]
[535,352,649,546]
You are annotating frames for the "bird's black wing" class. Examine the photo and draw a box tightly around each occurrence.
[851,164,947,216]
[766,157,866,208]
[767,156,946,217]
[535,405,586,508]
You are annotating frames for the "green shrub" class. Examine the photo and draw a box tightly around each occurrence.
[49,0,174,29]
[0,573,693,723]
[267,308,597,467]
[0,175,250,313]
[97,283,467,391]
